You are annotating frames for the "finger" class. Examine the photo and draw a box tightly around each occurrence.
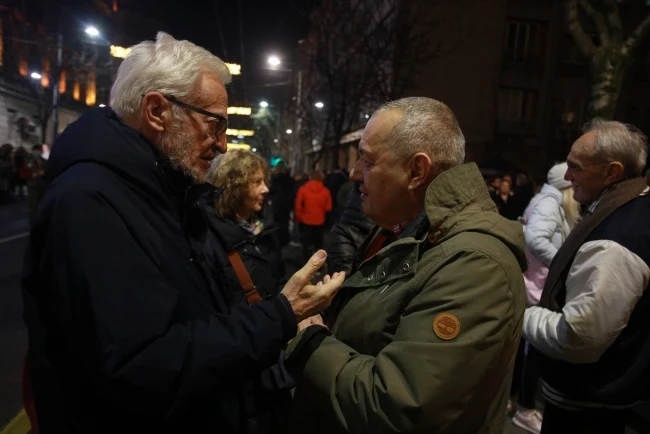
[319,271,346,299]
[287,250,327,288]
[316,281,323,286]
[323,274,331,284]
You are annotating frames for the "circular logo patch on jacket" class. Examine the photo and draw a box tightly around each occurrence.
[433,312,460,340]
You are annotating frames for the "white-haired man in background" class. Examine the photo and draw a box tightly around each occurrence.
[523,120,650,434]
[21,32,343,434]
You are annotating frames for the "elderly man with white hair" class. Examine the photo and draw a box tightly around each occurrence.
[283,97,527,433]
[21,32,343,434]
[523,119,650,434]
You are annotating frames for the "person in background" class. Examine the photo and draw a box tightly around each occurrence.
[325,185,375,276]
[26,145,49,223]
[206,149,292,431]
[268,161,295,247]
[511,172,535,220]
[0,144,15,204]
[208,149,286,302]
[284,97,526,433]
[509,162,580,433]
[488,176,502,194]
[324,166,349,228]
[492,178,519,220]
[295,170,332,263]
[523,119,650,434]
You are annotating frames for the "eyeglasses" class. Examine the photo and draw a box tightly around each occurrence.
[161,94,228,137]
[566,160,611,173]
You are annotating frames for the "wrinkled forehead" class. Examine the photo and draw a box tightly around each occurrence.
[569,131,597,161]
[360,109,403,154]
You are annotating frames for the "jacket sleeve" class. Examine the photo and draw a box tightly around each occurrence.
[285,250,520,433]
[325,225,358,275]
[50,187,297,416]
[525,196,561,267]
[295,187,305,223]
[523,240,649,364]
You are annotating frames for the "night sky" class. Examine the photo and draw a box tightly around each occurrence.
[153,0,317,107]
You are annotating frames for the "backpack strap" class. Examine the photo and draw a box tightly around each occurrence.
[227,250,263,304]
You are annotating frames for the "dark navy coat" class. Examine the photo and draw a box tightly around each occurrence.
[21,108,296,433]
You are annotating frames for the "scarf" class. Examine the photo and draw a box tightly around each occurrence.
[540,177,648,311]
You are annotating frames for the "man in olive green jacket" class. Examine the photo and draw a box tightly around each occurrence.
[285,97,526,434]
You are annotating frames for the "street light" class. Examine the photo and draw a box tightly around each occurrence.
[85,26,100,37]
[286,129,293,134]
[267,55,281,67]
[99,104,106,107]
[315,101,324,109]
[252,148,257,153]
[260,101,269,108]
[30,72,42,80]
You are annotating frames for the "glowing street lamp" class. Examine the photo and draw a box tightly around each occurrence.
[85,26,100,37]
[30,72,42,80]
[260,101,269,108]
[315,102,324,109]
[268,55,281,67]
[286,129,292,134]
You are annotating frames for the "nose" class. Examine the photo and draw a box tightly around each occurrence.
[564,168,573,182]
[215,134,227,154]
[261,181,269,195]
[349,159,362,181]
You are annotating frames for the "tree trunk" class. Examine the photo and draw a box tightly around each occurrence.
[588,51,629,119]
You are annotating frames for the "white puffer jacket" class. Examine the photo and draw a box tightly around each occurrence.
[522,184,570,305]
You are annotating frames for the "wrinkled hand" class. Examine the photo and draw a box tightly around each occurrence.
[281,250,345,322]
[297,313,327,333]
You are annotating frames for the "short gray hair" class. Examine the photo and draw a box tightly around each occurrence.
[583,118,648,178]
[110,32,232,119]
[375,97,465,171]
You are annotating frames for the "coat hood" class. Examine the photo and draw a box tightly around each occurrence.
[425,163,527,272]
[46,107,211,205]
[303,179,327,193]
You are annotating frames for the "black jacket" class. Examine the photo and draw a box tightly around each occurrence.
[205,202,286,304]
[21,108,296,434]
[325,187,375,275]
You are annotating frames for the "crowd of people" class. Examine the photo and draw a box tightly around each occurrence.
[14,31,650,434]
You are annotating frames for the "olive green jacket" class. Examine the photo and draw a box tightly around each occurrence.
[285,163,527,434]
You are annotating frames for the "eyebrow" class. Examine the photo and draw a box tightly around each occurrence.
[358,144,370,158]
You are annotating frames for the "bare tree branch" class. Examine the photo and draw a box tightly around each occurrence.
[578,0,610,46]
[567,0,596,57]
[602,0,623,44]
[621,12,650,56]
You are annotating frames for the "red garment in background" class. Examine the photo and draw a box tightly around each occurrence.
[294,180,332,226]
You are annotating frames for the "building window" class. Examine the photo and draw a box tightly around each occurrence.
[504,20,546,66]
[554,98,586,127]
[498,88,538,121]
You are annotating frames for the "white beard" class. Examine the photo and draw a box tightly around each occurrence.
[159,119,205,183]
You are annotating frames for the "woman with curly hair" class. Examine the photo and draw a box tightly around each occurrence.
[208,148,286,302]
[206,149,292,431]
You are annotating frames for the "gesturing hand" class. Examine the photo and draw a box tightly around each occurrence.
[281,250,345,322]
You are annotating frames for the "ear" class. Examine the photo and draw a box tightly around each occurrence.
[407,152,433,191]
[141,92,173,133]
[604,161,625,185]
